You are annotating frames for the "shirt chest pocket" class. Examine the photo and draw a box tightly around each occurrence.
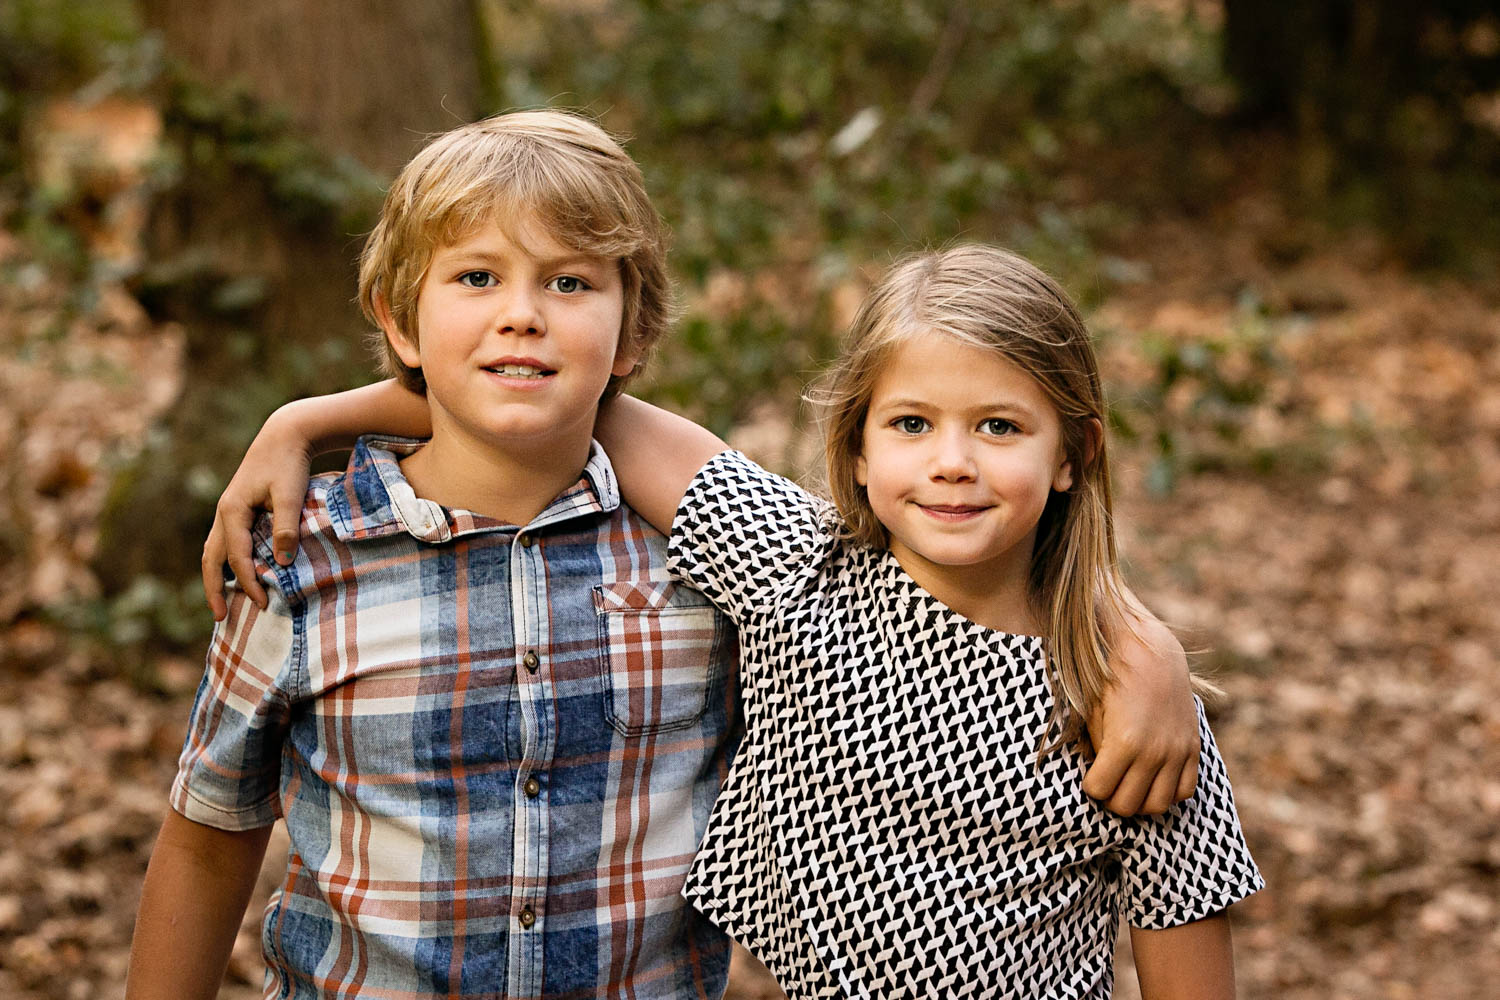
[594,579,727,735]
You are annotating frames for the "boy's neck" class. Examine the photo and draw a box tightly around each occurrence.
[396,425,595,527]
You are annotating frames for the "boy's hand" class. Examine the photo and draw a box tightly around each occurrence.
[1082,613,1199,817]
[201,407,316,620]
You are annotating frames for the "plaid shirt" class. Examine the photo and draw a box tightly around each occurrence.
[172,437,740,999]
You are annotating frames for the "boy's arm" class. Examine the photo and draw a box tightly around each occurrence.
[1083,603,1200,817]
[201,379,430,619]
[126,810,273,1000]
[1129,912,1236,1000]
[593,394,729,535]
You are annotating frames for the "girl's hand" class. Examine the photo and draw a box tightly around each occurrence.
[1082,612,1200,817]
[200,405,316,620]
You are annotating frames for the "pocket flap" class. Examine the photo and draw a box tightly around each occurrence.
[594,578,681,612]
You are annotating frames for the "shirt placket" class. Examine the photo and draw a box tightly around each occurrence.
[507,524,553,998]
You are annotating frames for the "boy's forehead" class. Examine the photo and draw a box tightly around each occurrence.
[436,211,612,265]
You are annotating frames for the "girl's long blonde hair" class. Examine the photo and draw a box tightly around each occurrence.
[813,244,1144,754]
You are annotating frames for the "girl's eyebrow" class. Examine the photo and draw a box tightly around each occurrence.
[875,396,1038,417]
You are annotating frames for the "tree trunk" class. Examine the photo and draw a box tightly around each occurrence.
[138,0,482,174]
[94,3,484,601]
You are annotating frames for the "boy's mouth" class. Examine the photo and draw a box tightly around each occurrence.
[483,362,555,379]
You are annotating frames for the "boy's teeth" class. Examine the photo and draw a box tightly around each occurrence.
[490,364,544,377]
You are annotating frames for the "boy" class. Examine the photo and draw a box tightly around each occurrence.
[128,111,739,999]
[140,111,1200,999]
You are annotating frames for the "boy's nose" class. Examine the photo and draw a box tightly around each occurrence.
[494,288,545,335]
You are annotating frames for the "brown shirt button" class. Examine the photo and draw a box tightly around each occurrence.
[518,533,533,548]
[522,650,540,673]
[523,776,541,798]
[518,907,535,929]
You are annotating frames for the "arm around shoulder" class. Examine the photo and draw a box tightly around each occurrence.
[594,394,729,535]
[126,809,273,1000]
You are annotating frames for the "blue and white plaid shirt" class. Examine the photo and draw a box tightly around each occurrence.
[172,436,741,999]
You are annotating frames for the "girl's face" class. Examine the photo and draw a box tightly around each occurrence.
[856,331,1075,614]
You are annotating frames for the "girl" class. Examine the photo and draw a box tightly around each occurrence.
[204,245,1259,997]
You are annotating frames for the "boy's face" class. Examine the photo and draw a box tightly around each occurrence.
[385,213,634,458]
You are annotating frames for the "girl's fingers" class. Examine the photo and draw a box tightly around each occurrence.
[270,480,305,566]
[201,538,229,622]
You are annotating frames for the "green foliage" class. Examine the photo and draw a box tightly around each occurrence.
[1110,305,1297,496]
[0,0,147,188]
[161,77,386,235]
[481,0,1226,424]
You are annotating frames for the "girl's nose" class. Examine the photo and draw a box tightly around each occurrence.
[929,432,976,482]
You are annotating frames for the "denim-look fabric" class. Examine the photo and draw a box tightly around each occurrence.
[172,437,740,999]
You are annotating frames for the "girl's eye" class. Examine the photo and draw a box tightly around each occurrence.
[979,418,1018,436]
[458,271,496,289]
[547,275,589,293]
[893,416,929,434]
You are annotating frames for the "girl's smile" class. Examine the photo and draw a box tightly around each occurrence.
[855,330,1075,630]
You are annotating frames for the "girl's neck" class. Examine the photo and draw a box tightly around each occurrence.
[887,535,1042,635]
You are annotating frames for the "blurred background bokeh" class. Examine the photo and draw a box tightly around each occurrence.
[2,1,1498,997]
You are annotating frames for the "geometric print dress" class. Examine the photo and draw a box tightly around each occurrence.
[667,452,1264,999]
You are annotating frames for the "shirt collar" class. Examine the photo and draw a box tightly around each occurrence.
[327,435,620,544]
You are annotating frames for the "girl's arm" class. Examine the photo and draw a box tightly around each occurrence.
[125,810,273,1000]
[592,393,728,534]
[1130,912,1236,1000]
[200,379,430,619]
[199,388,1196,816]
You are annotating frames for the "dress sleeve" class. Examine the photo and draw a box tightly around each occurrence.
[169,530,299,831]
[667,450,836,625]
[1119,700,1266,929]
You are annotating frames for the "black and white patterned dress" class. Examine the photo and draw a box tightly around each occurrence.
[667,452,1263,1000]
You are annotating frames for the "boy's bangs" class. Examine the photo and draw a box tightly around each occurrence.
[426,165,645,263]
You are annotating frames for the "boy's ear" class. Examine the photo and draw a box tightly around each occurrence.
[610,339,641,379]
[374,291,421,368]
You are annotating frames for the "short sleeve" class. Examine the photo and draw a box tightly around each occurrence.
[667,450,836,624]
[169,534,299,831]
[1120,699,1265,928]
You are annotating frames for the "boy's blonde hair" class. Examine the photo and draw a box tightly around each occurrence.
[357,110,672,395]
[814,244,1144,754]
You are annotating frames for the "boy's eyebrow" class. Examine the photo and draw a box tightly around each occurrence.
[434,247,613,270]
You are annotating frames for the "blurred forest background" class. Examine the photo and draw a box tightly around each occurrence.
[2,0,1499,997]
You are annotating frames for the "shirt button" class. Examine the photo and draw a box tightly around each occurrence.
[1101,856,1123,885]
[523,776,541,798]
[518,533,533,548]
[518,907,536,929]
[523,650,540,673]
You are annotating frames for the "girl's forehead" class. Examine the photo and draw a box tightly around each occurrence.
[865,330,1058,412]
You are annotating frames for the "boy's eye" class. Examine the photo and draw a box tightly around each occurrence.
[979,418,1018,436]
[546,275,590,293]
[458,271,496,288]
[893,416,929,434]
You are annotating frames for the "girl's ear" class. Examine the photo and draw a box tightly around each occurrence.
[375,291,421,368]
[855,453,869,487]
[1053,418,1102,493]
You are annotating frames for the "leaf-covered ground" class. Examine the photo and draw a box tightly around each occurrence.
[3,153,1497,999]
